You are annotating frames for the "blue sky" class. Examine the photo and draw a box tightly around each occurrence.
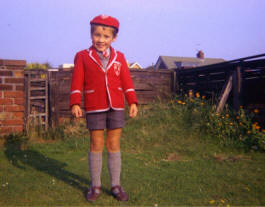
[0,0,265,67]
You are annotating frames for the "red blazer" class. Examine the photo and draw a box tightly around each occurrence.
[70,46,138,113]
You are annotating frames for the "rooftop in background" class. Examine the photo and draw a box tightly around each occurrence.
[127,61,142,69]
[58,63,74,70]
[155,50,225,70]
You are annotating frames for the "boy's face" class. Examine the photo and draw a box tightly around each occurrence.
[91,25,117,52]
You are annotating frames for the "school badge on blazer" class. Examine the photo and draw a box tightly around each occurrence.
[114,61,121,76]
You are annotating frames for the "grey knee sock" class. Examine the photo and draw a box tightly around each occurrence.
[108,151,121,187]
[89,152,102,187]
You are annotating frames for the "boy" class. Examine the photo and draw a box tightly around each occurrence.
[70,14,138,202]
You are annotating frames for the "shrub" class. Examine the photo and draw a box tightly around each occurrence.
[172,93,265,152]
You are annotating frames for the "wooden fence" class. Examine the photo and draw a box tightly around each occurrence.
[47,69,172,125]
[24,53,265,128]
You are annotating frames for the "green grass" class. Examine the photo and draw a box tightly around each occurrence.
[0,101,265,206]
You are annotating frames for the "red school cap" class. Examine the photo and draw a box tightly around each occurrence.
[90,15,120,31]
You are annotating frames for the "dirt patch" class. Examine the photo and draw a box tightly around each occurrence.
[213,153,251,162]
[162,152,186,162]
[30,138,56,144]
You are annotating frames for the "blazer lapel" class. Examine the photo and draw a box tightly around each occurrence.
[88,46,105,73]
[106,47,117,71]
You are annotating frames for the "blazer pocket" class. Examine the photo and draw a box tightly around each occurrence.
[85,89,95,94]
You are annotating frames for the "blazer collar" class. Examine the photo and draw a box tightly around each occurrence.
[88,46,117,72]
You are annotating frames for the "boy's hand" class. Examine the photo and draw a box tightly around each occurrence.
[71,105,83,118]
[129,103,138,118]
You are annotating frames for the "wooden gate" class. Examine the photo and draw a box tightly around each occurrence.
[24,70,48,131]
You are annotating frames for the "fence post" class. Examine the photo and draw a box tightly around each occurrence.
[171,70,177,96]
[216,73,233,113]
[232,66,243,111]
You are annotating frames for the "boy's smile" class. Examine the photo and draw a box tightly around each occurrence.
[91,25,116,52]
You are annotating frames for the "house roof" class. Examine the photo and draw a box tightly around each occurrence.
[155,56,225,69]
[129,62,142,69]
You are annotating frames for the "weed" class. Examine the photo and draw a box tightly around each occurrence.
[171,93,265,152]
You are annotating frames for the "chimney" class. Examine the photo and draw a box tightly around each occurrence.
[196,50,204,59]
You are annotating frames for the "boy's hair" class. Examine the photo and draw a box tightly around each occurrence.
[91,24,118,37]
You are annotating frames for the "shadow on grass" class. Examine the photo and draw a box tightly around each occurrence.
[3,138,101,199]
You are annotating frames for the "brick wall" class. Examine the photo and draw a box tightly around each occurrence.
[0,59,26,135]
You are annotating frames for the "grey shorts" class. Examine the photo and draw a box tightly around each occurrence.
[86,109,125,130]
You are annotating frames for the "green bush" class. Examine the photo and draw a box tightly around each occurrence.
[172,93,265,152]
[25,62,52,70]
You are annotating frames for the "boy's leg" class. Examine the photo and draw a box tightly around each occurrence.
[106,128,128,201]
[106,128,122,187]
[89,129,105,188]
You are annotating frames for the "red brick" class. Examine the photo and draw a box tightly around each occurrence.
[0,98,13,105]
[13,112,24,119]
[0,112,13,120]
[4,91,24,98]
[0,106,3,112]
[0,59,26,67]
[0,126,13,134]
[0,126,23,134]
[2,119,24,125]
[4,105,24,112]
[13,71,24,78]
[16,85,25,91]
[14,98,25,105]
[0,71,13,76]
[5,78,24,84]
[0,84,13,90]
[13,126,24,133]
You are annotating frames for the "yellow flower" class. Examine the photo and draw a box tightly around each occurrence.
[202,95,206,99]
[244,186,250,191]
[255,125,261,130]
[225,114,229,118]
[209,200,215,204]
[227,204,231,207]
[200,102,204,106]
[177,100,182,104]
[220,199,225,204]
[239,122,242,126]
[247,131,251,134]
[222,116,225,119]
[253,109,259,114]
[182,102,186,105]
[195,92,200,98]
[216,113,220,116]
[229,122,233,126]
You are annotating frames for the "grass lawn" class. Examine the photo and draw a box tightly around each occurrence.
[0,102,265,206]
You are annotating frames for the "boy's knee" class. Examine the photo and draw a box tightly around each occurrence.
[90,139,104,152]
[106,140,120,152]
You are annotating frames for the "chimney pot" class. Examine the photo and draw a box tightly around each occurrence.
[197,50,204,59]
